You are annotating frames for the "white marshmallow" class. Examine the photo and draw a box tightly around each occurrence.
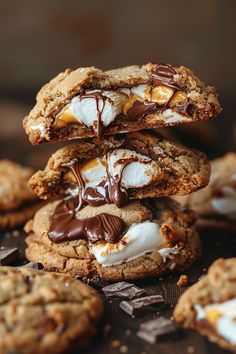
[211,186,236,218]
[195,298,236,345]
[68,90,127,128]
[29,123,47,137]
[107,149,161,188]
[159,109,191,124]
[90,221,163,267]
[158,245,180,262]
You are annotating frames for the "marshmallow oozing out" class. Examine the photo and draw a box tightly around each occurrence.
[195,298,236,345]
[211,186,236,219]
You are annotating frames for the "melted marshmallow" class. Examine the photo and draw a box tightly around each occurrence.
[90,221,163,266]
[195,298,236,345]
[211,186,236,219]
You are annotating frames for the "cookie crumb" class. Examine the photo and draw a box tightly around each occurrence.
[111,339,121,348]
[187,346,195,353]
[12,230,20,237]
[104,323,111,337]
[120,345,128,353]
[125,329,131,336]
[177,275,188,287]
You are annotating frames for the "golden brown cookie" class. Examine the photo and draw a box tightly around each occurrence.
[0,266,103,354]
[23,63,221,145]
[0,160,42,229]
[29,131,211,202]
[174,258,236,353]
[25,198,201,281]
[173,153,236,230]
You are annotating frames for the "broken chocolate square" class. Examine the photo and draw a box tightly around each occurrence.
[0,246,19,265]
[137,316,176,343]
[120,294,165,316]
[102,281,146,300]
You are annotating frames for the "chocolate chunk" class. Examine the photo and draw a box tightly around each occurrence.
[21,262,44,270]
[102,281,146,300]
[120,295,165,316]
[137,316,176,343]
[0,247,19,265]
[88,276,110,290]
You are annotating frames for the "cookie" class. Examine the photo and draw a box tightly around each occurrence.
[173,153,236,229]
[0,266,103,354]
[29,131,211,203]
[23,63,221,145]
[25,198,201,281]
[174,258,236,353]
[0,160,42,229]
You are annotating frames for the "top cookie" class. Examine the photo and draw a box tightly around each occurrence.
[23,63,221,144]
[0,159,36,211]
[0,266,103,354]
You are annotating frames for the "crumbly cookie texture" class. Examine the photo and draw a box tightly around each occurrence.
[25,198,201,281]
[29,131,211,200]
[173,153,236,227]
[0,266,103,354]
[23,63,221,145]
[0,160,43,229]
[0,160,36,211]
[174,258,236,353]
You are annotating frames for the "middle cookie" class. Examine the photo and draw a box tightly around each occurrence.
[29,130,210,203]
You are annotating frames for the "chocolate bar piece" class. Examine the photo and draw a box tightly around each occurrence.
[0,247,19,265]
[21,262,44,270]
[102,281,146,300]
[120,295,165,316]
[137,317,176,343]
[88,276,110,290]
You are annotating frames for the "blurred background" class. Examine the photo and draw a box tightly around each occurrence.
[0,0,235,168]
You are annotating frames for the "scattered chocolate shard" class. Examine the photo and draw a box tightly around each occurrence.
[88,276,110,290]
[137,316,177,343]
[102,281,146,300]
[0,246,19,265]
[21,262,44,270]
[120,295,165,316]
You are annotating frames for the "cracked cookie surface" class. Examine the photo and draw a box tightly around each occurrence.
[0,266,103,354]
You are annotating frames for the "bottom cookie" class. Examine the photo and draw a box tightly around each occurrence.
[25,198,201,281]
[174,258,236,353]
[0,266,103,354]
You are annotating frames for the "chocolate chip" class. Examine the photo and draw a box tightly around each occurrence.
[0,247,19,265]
[137,316,176,343]
[21,262,44,270]
[102,281,146,300]
[120,295,165,316]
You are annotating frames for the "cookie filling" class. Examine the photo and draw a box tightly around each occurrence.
[195,298,236,345]
[211,186,236,219]
[90,222,180,267]
[53,63,191,140]
[64,149,165,207]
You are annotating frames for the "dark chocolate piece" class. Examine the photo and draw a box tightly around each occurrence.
[137,316,176,343]
[0,246,19,265]
[102,281,146,300]
[21,262,44,270]
[120,295,165,316]
[88,276,110,290]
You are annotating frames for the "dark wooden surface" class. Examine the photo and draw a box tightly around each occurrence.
[1,228,235,354]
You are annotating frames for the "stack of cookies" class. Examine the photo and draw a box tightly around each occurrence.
[23,62,221,281]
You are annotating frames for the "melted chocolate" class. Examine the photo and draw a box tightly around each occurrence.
[48,197,126,243]
[80,91,107,142]
[48,156,143,243]
[150,63,180,90]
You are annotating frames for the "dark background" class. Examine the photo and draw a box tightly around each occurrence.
[0,0,235,167]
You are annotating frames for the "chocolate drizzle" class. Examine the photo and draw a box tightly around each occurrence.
[48,156,144,243]
[80,91,107,142]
